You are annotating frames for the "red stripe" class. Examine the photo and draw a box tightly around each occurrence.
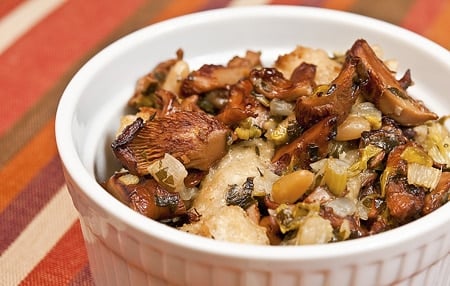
[0,155,64,254]
[68,264,94,286]
[301,0,327,6]
[19,221,91,285]
[202,0,232,10]
[0,0,147,137]
[148,0,209,24]
[0,0,24,18]
[401,0,446,34]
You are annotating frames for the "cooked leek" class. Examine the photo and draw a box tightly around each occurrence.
[275,202,320,234]
[265,115,297,145]
[348,144,383,175]
[414,117,450,167]
[351,102,382,130]
[401,146,433,167]
[235,118,262,140]
[266,124,288,145]
[380,166,395,197]
[323,158,349,196]
[407,163,441,190]
[235,125,262,140]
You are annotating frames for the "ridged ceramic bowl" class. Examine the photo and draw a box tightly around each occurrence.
[56,6,450,286]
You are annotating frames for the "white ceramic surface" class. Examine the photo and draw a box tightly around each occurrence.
[55,6,450,286]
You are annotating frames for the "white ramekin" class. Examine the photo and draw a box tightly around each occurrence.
[56,6,450,286]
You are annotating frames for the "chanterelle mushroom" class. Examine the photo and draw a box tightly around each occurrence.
[294,55,367,130]
[112,111,231,176]
[104,171,187,220]
[349,39,437,126]
[271,115,338,173]
[181,50,261,96]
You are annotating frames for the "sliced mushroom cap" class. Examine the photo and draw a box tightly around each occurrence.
[295,55,367,130]
[385,178,425,223]
[104,172,187,220]
[349,39,437,126]
[112,111,231,175]
[250,67,314,102]
[128,49,184,108]
[382,143,427,223]
[215,79,262,127]
[423,172,450,215]
[181,50,261,96]
[360,117,409,152]
[271,115,338,173]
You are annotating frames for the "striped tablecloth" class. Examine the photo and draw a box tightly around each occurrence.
[0,0,449,285]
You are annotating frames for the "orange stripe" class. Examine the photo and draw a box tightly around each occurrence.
[322,0,355,10]
[19,221,90,285]
[0,0,24,18]
[0,119,56,212]
[424,0,450,49]
[149,0,209,24]
[0,0,147,137]
[401,0,445,34]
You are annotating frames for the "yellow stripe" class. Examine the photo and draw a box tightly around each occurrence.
[0,185,79,285]
[0,0,66,54]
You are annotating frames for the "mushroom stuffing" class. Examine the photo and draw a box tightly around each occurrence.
[103,39,450,245]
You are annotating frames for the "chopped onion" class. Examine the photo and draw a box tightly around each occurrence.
[295,214,333,245]
[147,153,188,193]
[325,197,356,217]
[118,173,140,185]
[269,98,294,116]
[179,187,199,201]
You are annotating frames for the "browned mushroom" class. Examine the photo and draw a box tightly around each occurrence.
[423,172,450,215]
[320,206,369,239]
[249,66,314,102]
[271,115,338,173]
[137,89,178,118]
[112,111,231,176]
[360,117,409,152]
[181,50,261,96]
[179,94,203,113]
[383,143,426,223]
[290,62,317,84]
[385,178,426,223]
[259,215,282,245]
[128,49,184,109]
[294,55,367,130]
[228,50,262,69]
[348,39,437,126]
[104,172,187,220]
[215,79,264,127]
